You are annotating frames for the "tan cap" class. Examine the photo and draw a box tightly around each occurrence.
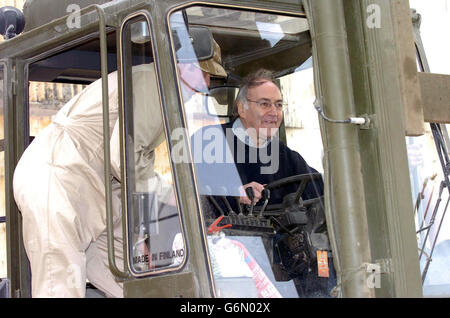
[198,40,227,78]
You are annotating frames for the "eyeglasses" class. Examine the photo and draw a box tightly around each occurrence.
[246,99,287,110]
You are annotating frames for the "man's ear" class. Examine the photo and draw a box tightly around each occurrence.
[237,101,246,119]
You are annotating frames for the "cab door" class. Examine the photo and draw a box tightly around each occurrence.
[116,9,215,297]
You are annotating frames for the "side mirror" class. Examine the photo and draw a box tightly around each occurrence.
[0,6,25,40]
[130,21,150,44]
[205,86,239,118]
[173,26,214,62]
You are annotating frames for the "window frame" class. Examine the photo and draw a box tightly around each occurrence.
[0,61,6,280]
[119,10,188,278]
[166,2,318,298]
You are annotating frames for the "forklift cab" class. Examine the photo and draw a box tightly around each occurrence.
[4,0,447,299]
[1,0,330,298]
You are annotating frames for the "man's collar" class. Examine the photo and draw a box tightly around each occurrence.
[232,118,273,148]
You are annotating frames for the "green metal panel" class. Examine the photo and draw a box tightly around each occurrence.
[341,0,395,298]
[145,0,215,297]
[305,0,374,298]
[342,0,422,297]
[22,0,113,32]
[418,72,450,123]
[124,272,196,297]
[4,58,31,297]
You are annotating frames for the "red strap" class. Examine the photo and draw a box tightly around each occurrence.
[207,215,232,234]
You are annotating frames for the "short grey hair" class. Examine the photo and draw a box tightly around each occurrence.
[232,69,280,119]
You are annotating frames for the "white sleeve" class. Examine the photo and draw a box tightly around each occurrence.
[110,63,173,202]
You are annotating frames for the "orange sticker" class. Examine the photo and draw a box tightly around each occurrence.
[317,250,329,278]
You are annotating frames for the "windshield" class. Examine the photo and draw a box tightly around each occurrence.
[169,6,334,298]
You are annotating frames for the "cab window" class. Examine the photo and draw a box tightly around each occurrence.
[121,15,186,276]
[169,6,332,298]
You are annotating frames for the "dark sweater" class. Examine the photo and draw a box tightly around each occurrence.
[191,120,323,214]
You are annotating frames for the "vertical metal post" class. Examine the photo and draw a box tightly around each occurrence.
[95,5,129,281]
[4,58,31,297]
[337,0,423,297]
[151,2,215,297]
[305,0,374,297]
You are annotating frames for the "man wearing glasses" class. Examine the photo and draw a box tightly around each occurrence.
[193,68,323,212]
[192,68,333,298]
[231,69,323,207]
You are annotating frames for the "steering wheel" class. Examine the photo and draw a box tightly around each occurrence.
[250,173,323,217]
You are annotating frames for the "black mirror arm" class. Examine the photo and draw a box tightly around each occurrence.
[182,9,189,32]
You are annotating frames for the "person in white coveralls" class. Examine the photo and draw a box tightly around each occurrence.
[12,41,227,298]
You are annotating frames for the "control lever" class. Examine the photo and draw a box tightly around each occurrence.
[204,185,225,216]
[259,188,270,217]
[235,197,243,215]
[245,186,255,216]
[219,186,234,215]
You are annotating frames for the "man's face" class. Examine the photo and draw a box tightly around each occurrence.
[178,62,211,95]
[238,80,283,141]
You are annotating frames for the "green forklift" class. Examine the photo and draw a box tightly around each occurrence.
[0,0,448,298]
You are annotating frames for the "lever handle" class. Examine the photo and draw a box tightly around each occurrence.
[259,188,270,217]
[262,188,270,201]
[245,186,255,215]
[245,186,255,201]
